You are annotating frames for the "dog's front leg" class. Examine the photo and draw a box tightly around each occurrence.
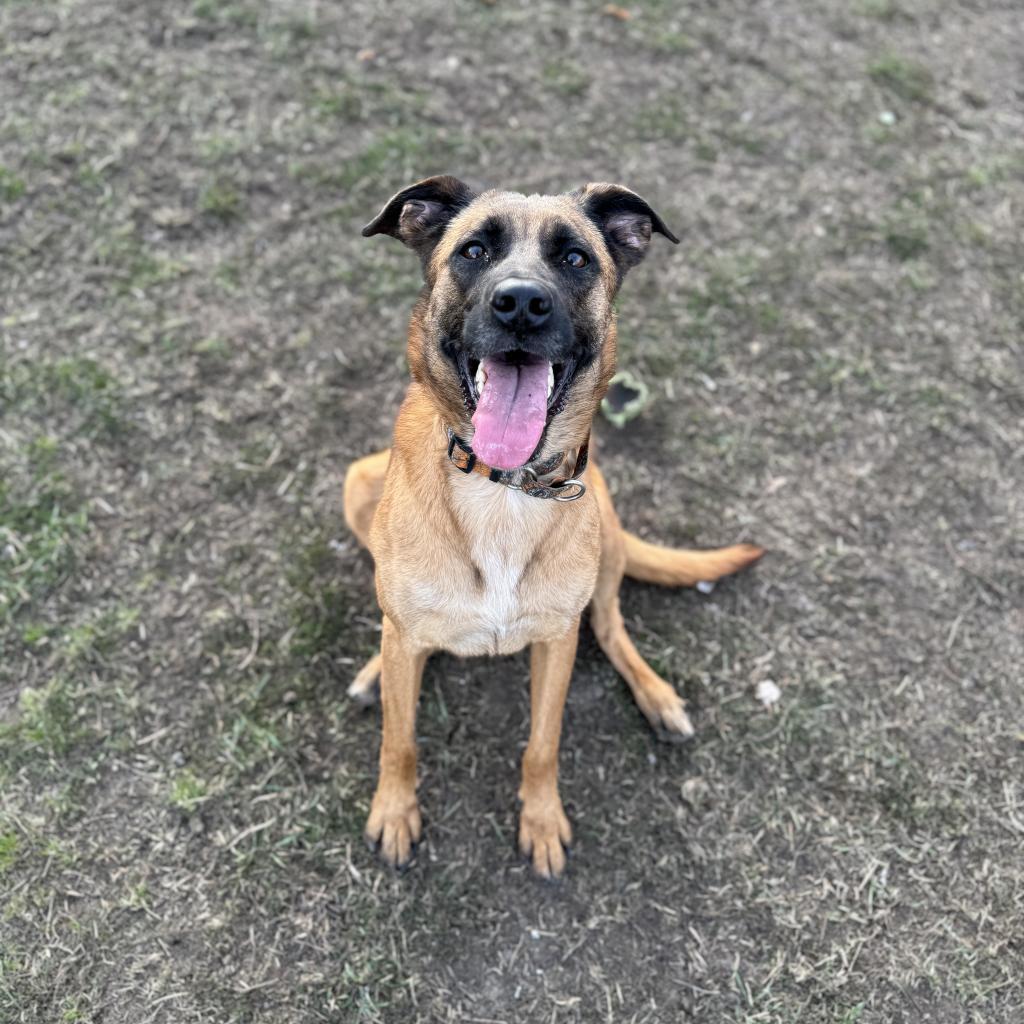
[519,621,579,879]
[365,615,427,868]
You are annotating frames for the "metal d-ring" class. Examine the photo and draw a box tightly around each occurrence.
[551,479,586,501]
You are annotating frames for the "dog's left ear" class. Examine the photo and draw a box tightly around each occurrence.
[362,175,477,262]
[571,183,679,274]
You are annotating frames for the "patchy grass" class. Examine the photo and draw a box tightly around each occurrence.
[0,453,87,623]
[645,29,697,56]
[284,533,363,661]
[293,126,473,201]
[542,60,590,97]
[0,604,140,773]
[634,97,691,144]
[857,0,905,20]
[0,831,18,873]
[868,53,934,102]
[198,178,244,222]
[884,208,929,259]
[169,769,208,811]
[0,166,26,201]
[191,0,258,29]
[91,232,190,296]
[1,1,1022,1022]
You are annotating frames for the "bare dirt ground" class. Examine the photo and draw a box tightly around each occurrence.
[2,1,1022,1021]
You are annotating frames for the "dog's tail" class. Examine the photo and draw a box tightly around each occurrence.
[623,531,764,587]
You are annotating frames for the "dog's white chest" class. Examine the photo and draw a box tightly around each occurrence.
[397,476,590,657]
[461,524,539,654]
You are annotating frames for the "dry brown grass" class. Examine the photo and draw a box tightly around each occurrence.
[2,1,1022,1021]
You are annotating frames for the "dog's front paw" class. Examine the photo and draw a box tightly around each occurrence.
[636,680,695,743]
[519,797,572,880]
[365,788,421,869]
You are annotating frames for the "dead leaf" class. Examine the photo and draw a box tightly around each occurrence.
[151,206,194,228]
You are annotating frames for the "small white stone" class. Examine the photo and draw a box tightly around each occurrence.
[878,110,896,126]
[696,580,715,595]
[756,679,781,708]
[681,777,708,806]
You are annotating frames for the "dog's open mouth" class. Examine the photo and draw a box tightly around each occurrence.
[455,350,577,470]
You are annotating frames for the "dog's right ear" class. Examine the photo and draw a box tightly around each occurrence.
[362,175,477,262]
[571,183,679,277]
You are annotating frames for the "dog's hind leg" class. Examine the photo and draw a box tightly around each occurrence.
[343,449,390,704]
[588,466,696,740]
[348,651,382,705]
[588,466,764,741]
[343,448,391,551]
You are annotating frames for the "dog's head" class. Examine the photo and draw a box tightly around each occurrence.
[363,176,677,470]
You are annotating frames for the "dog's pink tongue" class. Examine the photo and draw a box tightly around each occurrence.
[471,357,550,470]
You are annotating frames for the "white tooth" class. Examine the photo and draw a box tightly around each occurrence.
[475,363,487,396]
[546,364,554,398]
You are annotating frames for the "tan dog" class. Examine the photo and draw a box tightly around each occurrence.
[344,176,763,878]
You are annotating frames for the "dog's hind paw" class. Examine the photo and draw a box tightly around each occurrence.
[348,652,382,705]
[638,682,696,743]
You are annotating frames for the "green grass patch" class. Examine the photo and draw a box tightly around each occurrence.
[169,770,208,812]
[310,78,426,124]
[5,679,81,758]
[197,131,246,163]
[686,256,758,318]
[63,606,140,662]
[634,97,691,144]
[312,86,363,121]
[694,138,718,162]
[92,231,190,295]
[286,534,358,660]
[40,359,125,434]
[292,126,471,201]
[0,605,140,770]
[199,179,244,222]
[857,0,903,19]
[1,356,128,439]
[193,335,232,359]
[868,54,934,103]
[542,60,590,97]
[0,166,26,202]
[0,460,87,623]
[192,0,258,28]
[884,210,929,260]
[646,29,697,56]
[292,134,410,192]
[0,831,19,873]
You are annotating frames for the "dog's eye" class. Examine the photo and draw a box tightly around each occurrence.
[564,249,589,269]
[460,242,486,261]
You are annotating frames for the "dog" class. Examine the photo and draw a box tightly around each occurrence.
[343,176,763,878]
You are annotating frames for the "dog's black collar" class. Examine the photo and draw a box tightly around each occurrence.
[445,428,589,501]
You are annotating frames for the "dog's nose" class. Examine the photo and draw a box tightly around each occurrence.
[490,278,553,331]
